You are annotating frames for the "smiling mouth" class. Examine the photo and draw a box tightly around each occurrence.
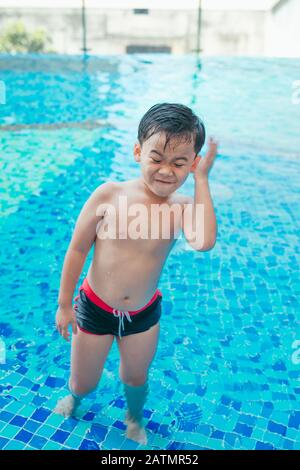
[155,179,175,184]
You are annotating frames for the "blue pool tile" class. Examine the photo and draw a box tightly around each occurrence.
[1,424,20,439]
[238,414,257,426]
[34,424,57,438]
[211,430,225,439]
[0,384,12,393]
[231,401,242,411]
[102,428,126,449]
[261,402,274,418]
[15,429,34,444]
[50,429,70,444]
[44,413,65,427]
[113,420,126,430]
[215,405,230,416]
[144,409,153,419]
[272,360,286,371]
[3,441,25,450]
[146,420,160,433]
[43,441,64,450]
[0,396,9,409]
[288,411,300,429]
[90,403,103,413]
[0,410,15,423]
[45,376,65,388]
[233,423,253,437]
[255,441,275,450]
[112,398,124,408]
[185,421,200,432]
[0,437,10,450]
[195,385,207,397]
[32,395,48,406]
[157,423,171,438]
[18,405,36,418]
[267,421,287,436]
[197,424,212,436]
[64,434,83,449]
[31,407,51,423]
[31,384,40,392]
[4,400,25,414]
[79,439,100,450]
[29,435,48,450]
[82,411,96,421]
[59,417,79,433]
[23,419,42,433]
[224,433,240,447]
[221,395,231,406]
[16,366,28,375]
[121,439,140,450]
[9,415,27,427]
[86,423,108,441]
[167,441,186,450]
[282,439,294,450]
[18,377,34,389]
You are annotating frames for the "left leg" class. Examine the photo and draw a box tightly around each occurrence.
[117,322,160,386]
[116,322,160,444]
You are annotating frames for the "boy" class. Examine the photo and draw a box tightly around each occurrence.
[54,102,218,445]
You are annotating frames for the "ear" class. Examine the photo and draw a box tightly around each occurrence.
[190,155,201,172]
[133,142,141,162]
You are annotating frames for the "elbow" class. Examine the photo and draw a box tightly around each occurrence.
[183,225,217,252]
[199,239,217,252]
[189,236,217,252]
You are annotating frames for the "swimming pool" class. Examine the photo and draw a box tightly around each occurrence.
[0,54,300,450]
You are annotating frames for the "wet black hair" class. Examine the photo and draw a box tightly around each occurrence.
[137,102,206,156]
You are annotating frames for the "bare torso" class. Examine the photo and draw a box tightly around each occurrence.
[86,179,186,310]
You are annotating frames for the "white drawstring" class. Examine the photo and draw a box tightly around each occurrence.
[112,309,132,338]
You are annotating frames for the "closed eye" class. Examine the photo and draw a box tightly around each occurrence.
[151,157,185,167]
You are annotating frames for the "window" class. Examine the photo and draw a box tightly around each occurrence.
[133,9,149,15]
[126,45,172,54]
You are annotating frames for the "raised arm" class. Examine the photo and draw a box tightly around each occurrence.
[181,137,218,251]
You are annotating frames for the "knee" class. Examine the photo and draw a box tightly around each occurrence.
[69,378,97,398]
[121,374,148,387]
[119,363,149,387]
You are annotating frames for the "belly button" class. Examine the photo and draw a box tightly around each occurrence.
[124,296,129,300]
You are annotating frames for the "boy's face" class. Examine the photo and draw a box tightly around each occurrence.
[134,132,200,197]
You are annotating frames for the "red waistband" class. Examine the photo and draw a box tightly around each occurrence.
[78,277,162,315]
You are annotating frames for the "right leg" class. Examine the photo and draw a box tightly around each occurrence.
[54,328,114,417]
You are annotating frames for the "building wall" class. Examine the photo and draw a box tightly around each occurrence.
[201,10,265,56]
[265,0,300,57]
[0,7,266,56]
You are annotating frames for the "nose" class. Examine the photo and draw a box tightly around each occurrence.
[158,165,173,176]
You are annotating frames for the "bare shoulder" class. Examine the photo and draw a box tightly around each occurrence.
[93,181,122,199]
[171,193,193,208]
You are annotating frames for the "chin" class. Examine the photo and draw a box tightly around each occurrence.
[144,178,176,197]
[152,186,174,197]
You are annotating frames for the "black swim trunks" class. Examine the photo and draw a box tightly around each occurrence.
[74,278,163,338]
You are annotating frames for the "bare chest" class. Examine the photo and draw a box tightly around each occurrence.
[96,198,183,243]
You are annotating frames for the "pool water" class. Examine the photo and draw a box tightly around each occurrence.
[0,54,300,450]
